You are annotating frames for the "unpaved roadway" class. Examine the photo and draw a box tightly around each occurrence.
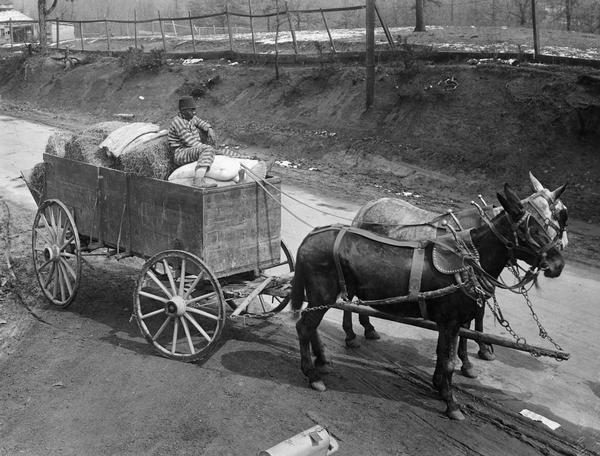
[1,116,599,455]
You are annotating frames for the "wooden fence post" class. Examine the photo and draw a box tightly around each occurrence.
[531,0,540,60]
[158,10,166,52]
[105,19,111,54]
[248,0,256,58]
[56,17,60,49]
[320,9,336,53]
[189,12,196,53]
[79,22,84,51]
[226,1,233,52]
[8,18,12,48]
[134,9,138,49]
[366,0,375,109]
[285,1,297,55]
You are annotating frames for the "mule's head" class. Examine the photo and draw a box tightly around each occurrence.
[528,171,569,250]
[497,184,565,278]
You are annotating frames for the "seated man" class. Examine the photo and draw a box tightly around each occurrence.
[168,95,232,187]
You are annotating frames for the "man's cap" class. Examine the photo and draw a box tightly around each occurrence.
[178,96,196,110]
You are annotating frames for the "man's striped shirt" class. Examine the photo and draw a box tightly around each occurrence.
[168,114,212,151]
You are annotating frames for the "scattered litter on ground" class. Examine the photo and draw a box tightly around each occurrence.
[182,58,204,65]
[275,160,299,169]
[138,96,144,100]
[0,319,7,325]
[52,381,65,388]
[519,409,561,430]
[114,113,135,120]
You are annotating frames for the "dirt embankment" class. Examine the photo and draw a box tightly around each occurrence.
[1,51,599,264]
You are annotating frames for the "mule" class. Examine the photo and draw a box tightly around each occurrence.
[345,172,568,367]
[291,184,565,420]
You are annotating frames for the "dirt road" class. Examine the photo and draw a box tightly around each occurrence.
[1,116,599,455]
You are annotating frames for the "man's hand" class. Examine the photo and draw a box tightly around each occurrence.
[206,127,217,145]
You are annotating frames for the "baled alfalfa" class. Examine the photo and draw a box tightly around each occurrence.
[119,136,174,179]
[45,130,71,157]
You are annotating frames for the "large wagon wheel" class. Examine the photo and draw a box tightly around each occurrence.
[133,250,226,362]
[245,240,295,316]
[32,199,82,308]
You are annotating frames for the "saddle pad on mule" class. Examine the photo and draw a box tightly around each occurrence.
[432,230,478,274]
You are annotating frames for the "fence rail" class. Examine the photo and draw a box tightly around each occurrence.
[1,2,598,65]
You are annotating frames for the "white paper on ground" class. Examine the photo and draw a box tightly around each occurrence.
[519,409,561,430]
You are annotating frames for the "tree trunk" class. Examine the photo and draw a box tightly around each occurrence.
[414,0,426,32]
[38,0,58,51]
[565,0,572,31]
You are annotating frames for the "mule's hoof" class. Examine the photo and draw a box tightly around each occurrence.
[460,366,478,379]
[478,346,496,361]
[310,380,327,392]
[446,408,466,421]
[316,362,333,374]
[345,336,361,349]
[364,329,381,340]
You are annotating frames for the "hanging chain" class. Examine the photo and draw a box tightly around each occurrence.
[519,284,564,353]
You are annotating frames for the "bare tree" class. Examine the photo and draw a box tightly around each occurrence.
[38,0,59,50]
[414,0,425,31]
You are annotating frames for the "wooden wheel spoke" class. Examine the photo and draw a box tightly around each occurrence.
[52,264,59,298]
[183,273,204,299]
[59,236,75,252]
[152,316,171,341]
[43,263,56,289]
[58,261,73,297]
[140,308,165,320]
[186,306,219,321]
[49,209,58,237]
[57,263,67,302]
[184,313,212,342]
[145,269,173,299]
[37,257,53,272]
[180,317,196,354]
[171,317,179,354]
[59,257,77,281]
[178,259,187,296]
[35,227,54,245]
[187,291,216,305]
[139,290,169,304]
[162,259,178,296]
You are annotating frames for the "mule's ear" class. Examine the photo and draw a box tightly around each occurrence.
[529,171,544,192]
[504,183,523,206]
[550,183,567,201]
[499,184,524,217]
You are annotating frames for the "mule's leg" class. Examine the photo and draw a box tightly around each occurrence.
[458,322,477,379]
[342,310,361,348]
[311,329,333,374]
[475,306,495,361]
[359,314,381,340]
[296,310,328,392]
[434,324,465,420]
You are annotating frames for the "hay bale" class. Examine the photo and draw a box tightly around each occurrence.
[80,121,129,140]
[64,134,105,165]
[119,136,173,179]
[26,162,46,205]
[45,131,71,157]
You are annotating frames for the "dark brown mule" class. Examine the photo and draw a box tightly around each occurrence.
[291,185,565,420]
[346,173,568,368]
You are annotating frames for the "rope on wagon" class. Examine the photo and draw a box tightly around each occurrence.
[240,164,355,228]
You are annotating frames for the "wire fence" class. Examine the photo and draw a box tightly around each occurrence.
[0,2,598,63]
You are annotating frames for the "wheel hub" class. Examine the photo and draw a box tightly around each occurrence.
[44,244,61,262]
[165,296,187,316]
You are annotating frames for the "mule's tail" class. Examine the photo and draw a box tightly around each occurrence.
[290,255,306,314]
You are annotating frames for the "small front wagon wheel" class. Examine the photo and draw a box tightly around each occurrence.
[133,250,226,362]
[32,199,82,308]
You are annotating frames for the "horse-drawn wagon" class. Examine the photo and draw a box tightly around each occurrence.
[25,153,294,362]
